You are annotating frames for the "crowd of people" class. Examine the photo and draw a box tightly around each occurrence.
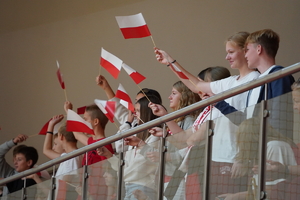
[0,28,299,200]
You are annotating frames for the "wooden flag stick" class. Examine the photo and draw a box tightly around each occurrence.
[113,122,119,130]
[29,134,39,138]
[99,65,102,76]
[136,85,151,102]
[66,181,77,188]
[64,89,68,102]
[150,36,156,48]
[136,116,145,124]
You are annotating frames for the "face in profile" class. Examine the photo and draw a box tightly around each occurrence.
[52,135,64,154]
[169,87,181,110]
[225,41,246,70]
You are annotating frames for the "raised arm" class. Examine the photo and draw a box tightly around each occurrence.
[154,47,212,94]
[43,115,64,159]
[96,75,115,100]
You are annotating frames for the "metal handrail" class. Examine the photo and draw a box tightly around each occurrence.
[0,62,299,186]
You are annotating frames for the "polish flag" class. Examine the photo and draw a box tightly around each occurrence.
[116,13,151,39]
[115,84,134,112]
[94,99,116,123]
[100,48,122,79]
[120,100,135,113]
[170,63,189,80]
[38,119,62,135]
[122,63,146,84]
[77,106,86,115]
[56,60,66,89]
[67,109,94,135]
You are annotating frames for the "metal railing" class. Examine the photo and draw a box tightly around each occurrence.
[0,62,299,195]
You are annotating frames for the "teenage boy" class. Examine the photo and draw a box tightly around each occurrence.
[0,134,38,196]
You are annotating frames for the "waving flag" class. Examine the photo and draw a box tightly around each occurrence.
[115,84,134,112]
[122,63,146,84]
[116,13,151,39]
[67,109,94,135]
[56,60,65,89]
[38,118,62,135]
[100,48,122,79]
[170,63,189,80]
[94,99,116,123]
[77,106,86,115]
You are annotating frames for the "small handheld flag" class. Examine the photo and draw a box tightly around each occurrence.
[100,48,123,79]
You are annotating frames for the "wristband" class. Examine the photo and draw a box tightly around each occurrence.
[47,131,54,135]
[167,59,176,67]
[125,121,132,127]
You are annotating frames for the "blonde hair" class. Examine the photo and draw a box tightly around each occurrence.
[226,31,250,50]
[291,78,300,91]
[245,29,280,58]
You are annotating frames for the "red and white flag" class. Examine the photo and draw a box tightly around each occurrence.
[170,63,189,80]
[115,13,151,39]
[38,118,62,135]
[115,84,134,112]
[77,106,86,115]
[67,109,94,135]
[56,60,66,89]
[94,99,116,123]
[100,48,122,79]
[122,63,146,84]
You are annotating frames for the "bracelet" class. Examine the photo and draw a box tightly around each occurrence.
[167,59,176,67]
[47,131,54,135]
[125,121,132,127]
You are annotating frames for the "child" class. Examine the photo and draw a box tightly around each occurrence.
[0,134,38,196]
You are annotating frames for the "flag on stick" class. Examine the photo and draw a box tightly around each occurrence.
[38,119,62,135]
[116,13,151,39]
[67,109,94,135]
[170,63,189,80]
[115,84,134,112]
[56,60,66,89]
[100,48,122,79]
[122,63,146,84]
[94,99,116,123]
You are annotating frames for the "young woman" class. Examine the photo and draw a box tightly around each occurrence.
[97,95,162,200]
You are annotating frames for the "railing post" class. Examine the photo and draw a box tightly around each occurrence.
[202,119,214,200]
[49,165,56,200]
[157,123,167,200]
[21,178,27,200]
[257,84,268,199]
[81,152,89,200]
[117,138,125,200]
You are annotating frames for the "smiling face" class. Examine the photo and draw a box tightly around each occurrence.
[225,41,247,70]
[292,90,300,114]
[169,87,182,110]
[14,153,32,172]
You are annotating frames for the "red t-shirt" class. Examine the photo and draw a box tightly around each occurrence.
[82,137,114,166]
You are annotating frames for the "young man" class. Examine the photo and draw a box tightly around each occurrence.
[215,29,295,138]
[0,134,38,196]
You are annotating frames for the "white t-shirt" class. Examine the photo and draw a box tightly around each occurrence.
[209,71,260,163]
[55,153,82,177]
[253,140,296,186]
[247,66,275,118]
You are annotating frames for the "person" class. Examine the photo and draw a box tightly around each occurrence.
[64,102,114,166]
[96,75,162,153]
[97,95,162,200]
[217,117,297,200]
[214,29,295,139]
[149,66,232,199]
[0,134,38,197]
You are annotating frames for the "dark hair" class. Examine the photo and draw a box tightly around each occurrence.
[197,66,231,82]
[136,96,162,141]
[137,88,162,104]
[85,104,109,129]
[14,145,38,168]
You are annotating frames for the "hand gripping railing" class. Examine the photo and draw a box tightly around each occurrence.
[0,62,299,196]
